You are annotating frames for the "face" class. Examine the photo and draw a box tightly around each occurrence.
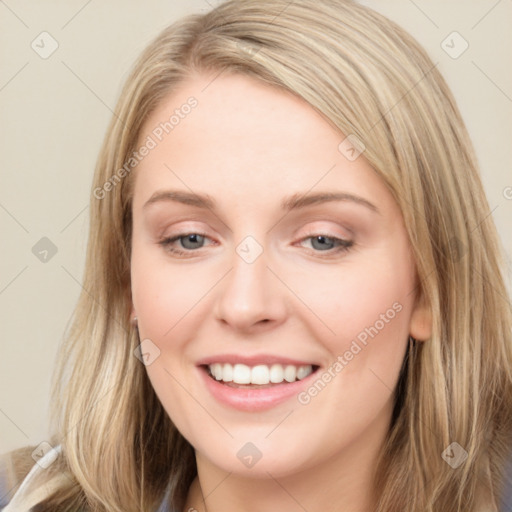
[130,72,431,479]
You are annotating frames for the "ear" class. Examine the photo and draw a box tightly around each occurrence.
[126,282,136,321]
[409,292,432,341]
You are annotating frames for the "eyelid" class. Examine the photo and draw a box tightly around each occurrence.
[157,218,356,256]
[159,232,354,260]
[160,231,215,246]
[297,223,353,241]
[295,232,354,256]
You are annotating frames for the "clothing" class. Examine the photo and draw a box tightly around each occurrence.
[504,453,512,511]
[0,446,172,512]
[1,444,512,511]
[0,446,66,512]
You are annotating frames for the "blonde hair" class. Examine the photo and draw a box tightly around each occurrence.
[4,0,511,510]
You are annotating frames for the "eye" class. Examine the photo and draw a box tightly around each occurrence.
[158,233,213,256]
[158,232,354,258]
[298,234,353,256]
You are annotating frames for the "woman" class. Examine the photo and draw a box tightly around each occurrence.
[1,0,511,510]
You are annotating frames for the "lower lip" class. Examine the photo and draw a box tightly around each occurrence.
[198,367,317,412]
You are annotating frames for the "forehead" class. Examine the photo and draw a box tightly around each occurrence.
[132,72,394,216]
[139,71,340,163]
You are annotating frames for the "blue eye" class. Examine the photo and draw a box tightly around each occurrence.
[158,233,353,258]
[175,233,206,250]
[308,235,340,251]
[159,233,210,255]
[300,235,353,255]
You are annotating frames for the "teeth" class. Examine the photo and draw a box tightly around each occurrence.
[207,363,313,385]
[233,364,251,384]
[284,365,296,383]
[251,365,270,385]
[297,365,310,380]
[212,363,222,380]
[222,363,233,382]
[270,364,284,383]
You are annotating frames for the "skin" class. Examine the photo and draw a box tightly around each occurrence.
[130,71,431,512]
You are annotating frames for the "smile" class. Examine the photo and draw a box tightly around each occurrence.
[197,357,321,411]
[207,363,315,385]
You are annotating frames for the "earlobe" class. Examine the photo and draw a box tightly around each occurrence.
[409,295,432,341]
[130,305,138,327]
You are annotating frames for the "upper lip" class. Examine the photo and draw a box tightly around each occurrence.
[196,354,319,367]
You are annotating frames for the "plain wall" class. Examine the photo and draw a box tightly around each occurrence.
[1,0,511,453]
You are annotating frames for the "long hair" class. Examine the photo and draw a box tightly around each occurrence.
[4,1,511,510]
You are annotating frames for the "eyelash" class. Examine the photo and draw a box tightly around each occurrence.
[158,232,354,258]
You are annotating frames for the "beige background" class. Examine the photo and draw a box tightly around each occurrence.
[0,0,511,454]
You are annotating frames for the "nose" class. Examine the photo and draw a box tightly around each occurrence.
[213,241,287,333]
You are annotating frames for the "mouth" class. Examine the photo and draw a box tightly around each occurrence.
[196,354,322,411]
[202,362,320,388]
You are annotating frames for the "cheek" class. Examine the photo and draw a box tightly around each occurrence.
[289,248,415,392]
[130,247,217,435]
[288,257,414,443]
[130,245,214,344]
[297,256,412,338]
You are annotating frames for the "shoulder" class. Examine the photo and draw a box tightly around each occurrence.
[0,454,13,509]
[0,444,34,509]
[0,443,173,512]
[502,451,512,510]
[0,444,62,511]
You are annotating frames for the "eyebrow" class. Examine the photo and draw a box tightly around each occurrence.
[143,189,380,214]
